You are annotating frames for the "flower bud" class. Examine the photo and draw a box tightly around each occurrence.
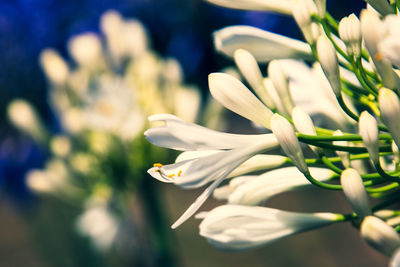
[7,99,47,143]
[271,114,308,173]
[316,35,341,97]
[341,168,371,220]
[293,0,320,44]
[338,14,362,57]
[292,106,320,154]
[361,10,399,89]
[209,73,274,129]
[361,216,400,256]
[68,33,103,69]
[333,130,351,168]
[234,49,275,109]
[314,0,326,17]
[359,111,380,165]
[268,60,295,115]
[39,49,69,85]
[390,248,400,267]
[379,88,400,149]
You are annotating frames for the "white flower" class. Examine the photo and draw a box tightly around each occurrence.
[361,216,400,256]
[215,167,334,205]
[213,26,312,63]
[314,0,326,17]
[379,15,400,69]
[76,205,119,251]
[390,248,400,267]
[204,0,295,15]
[176,151,287,178]
[39,49,69,85]
[338,14,362,57]
[333,130,351,168]
[7,99,47,143]
[292,106,320,154]
[146,114,280,228]
[278,60,352,129]
[317,35,341,97]
[340,168,371,220]
[268,60,295,115]
[271,114,308,174]
[359,111,380,165]
[68,33,104,69]
[145,114,277,151]
[293,0,320,44]
[234,49,276,109]
[208,73,273,129]
[360,10,400,89]
[379,88,400,149]
[198,205,342,250]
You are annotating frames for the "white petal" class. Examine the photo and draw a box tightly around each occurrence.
[145,114,276,150]
[227,167,333,205]
[204,0,295,15]
[199,205,340,250]
[234,49,276,109]
[214,26,312,63]
[271,114,308,173]
[171,162,243,229]
[340,168,371,220]
[209,73,273,129]
[148,140,276,188]
[361,216,400,257]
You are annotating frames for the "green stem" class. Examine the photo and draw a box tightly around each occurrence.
[304,171,342,190]
[374,163,400,182]
[297,133,392,142]
[320,155,343,174]
[336,94,359,121]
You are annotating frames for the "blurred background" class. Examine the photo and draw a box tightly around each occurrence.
[0,0,389,266]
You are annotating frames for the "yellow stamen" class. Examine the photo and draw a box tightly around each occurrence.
[374,52,384,62]
[168,174,175,178]
[177,170,182,177]
[153,163,163,168]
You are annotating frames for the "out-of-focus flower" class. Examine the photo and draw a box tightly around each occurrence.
[361,216,400,257]
[341,168,371,220]
[76,205,120,251]
[9,9,204,253]
[7,99,48,143]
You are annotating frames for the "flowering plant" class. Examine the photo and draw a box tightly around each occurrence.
[146,0,400,263]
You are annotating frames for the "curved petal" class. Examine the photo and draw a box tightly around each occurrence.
[204,0,294,15]
[214,26,312,63]
[209,73,273,129]
[226,167,334,205]
[199,205,340,250]
[145,114,276,151]
[148,139,276,188]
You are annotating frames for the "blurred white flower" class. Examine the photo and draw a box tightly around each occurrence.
[76,205,120,251]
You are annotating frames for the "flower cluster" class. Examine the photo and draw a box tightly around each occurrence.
[8,10,202,251]
[146,0,400,262]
